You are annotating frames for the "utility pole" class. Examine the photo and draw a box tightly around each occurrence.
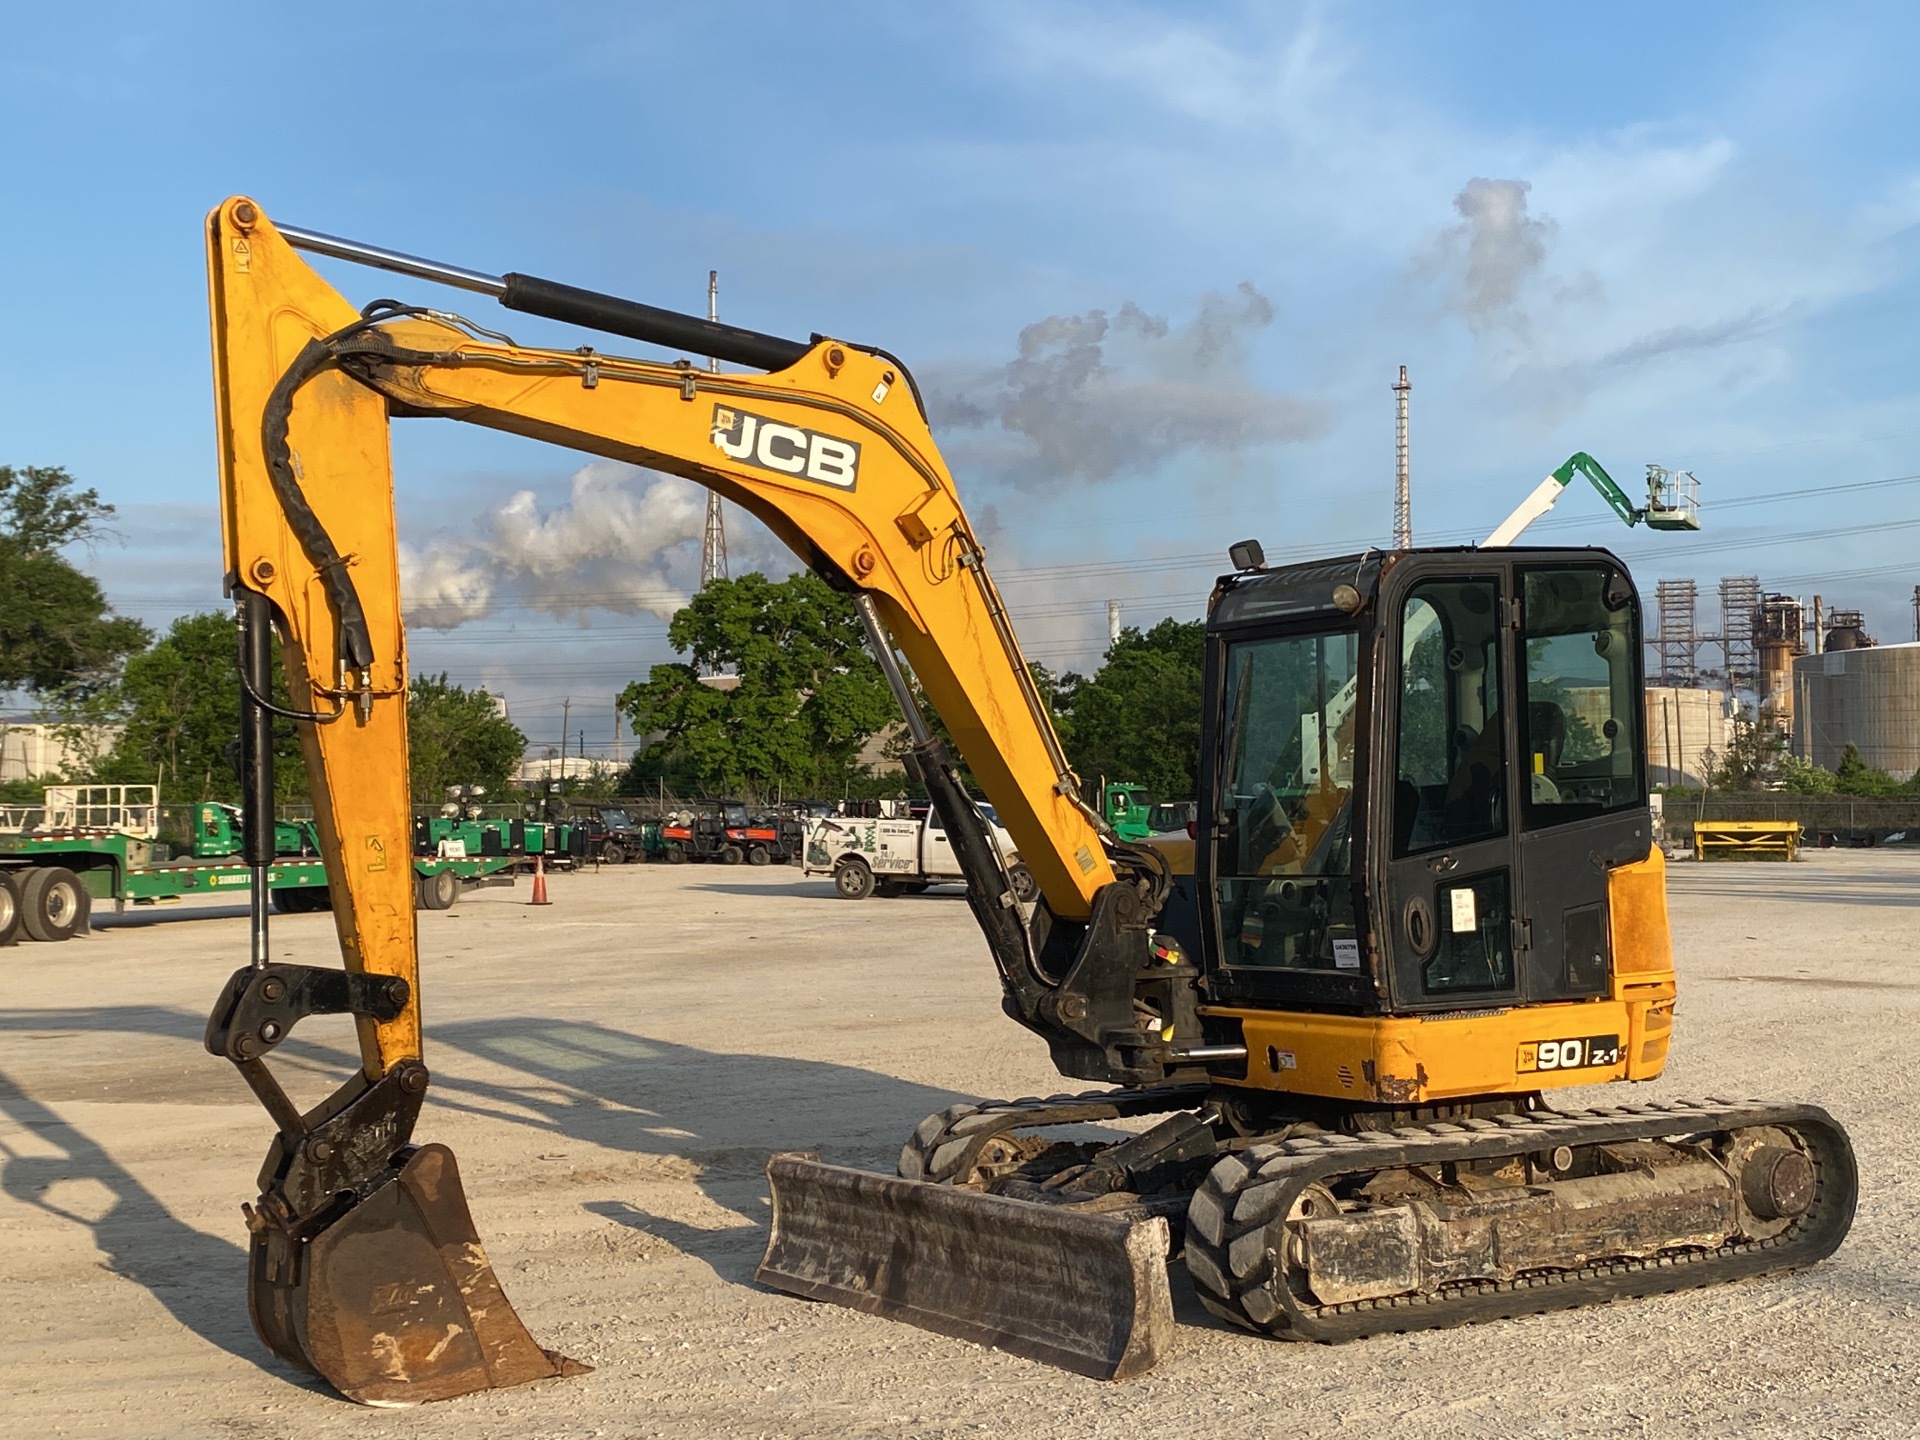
[700,269,729,590]
[611,705,623,767]
[558,696,572,790]
[1912,584,1919,643]
[1392,365,1412,550]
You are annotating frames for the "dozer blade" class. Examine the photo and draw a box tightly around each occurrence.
[251,1144,587,1406]
[756,1154,1174,1380]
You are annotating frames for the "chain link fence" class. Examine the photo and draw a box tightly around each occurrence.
[1661,795,1920,845]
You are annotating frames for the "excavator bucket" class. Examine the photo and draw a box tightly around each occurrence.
[250,1144,586,1406]
[756,1155,1174,1380]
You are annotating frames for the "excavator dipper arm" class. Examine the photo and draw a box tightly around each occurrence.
[203,197,1200,1397]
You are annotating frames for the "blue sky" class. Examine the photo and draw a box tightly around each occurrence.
[5,3,1920,758]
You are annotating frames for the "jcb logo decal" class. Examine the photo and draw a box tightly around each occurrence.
[711,405,860,490]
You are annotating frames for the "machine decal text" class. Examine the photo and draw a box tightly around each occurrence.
[1518,1034,1621,1072]
[712,405,861,490]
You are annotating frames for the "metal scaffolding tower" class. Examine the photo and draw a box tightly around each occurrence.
[1655,579,1700,687]
[1718,575,1760,693]
[700,269,729,588]
[1392,365,1412,549]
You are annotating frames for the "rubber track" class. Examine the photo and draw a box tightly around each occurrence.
[898,1085,1211,1184]
[1183,1098,1857,1342]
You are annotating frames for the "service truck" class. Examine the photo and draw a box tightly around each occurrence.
[804,802,1036,901]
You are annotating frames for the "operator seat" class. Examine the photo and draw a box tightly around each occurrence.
[1527,700,1567,803]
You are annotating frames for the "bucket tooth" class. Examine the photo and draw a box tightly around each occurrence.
[756,1154,1174,1380]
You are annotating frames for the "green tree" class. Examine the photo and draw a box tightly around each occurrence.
[1833,741,1901,798]
[96,611,306,800]
[1061,618,1206,800]
[619,572,896,797]
[1775,752,1839,795]
[408,674,526,801]
[1709,719,1788,790]
[0,465,147,693]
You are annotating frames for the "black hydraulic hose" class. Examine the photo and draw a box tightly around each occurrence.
[254,303,433,679]
[260,339,378,673]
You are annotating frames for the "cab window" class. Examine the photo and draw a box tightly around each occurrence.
[1393,579,1504,856]
[1519,568,1641,823]
[1214,628,1360,971]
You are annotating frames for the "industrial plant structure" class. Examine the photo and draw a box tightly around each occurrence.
[1792,639,1920,779]
[1644,572,1920,783]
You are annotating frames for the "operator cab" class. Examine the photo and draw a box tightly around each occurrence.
[1196,547,1653,1017]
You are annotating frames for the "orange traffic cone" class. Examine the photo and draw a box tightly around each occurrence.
[530,850,552,906]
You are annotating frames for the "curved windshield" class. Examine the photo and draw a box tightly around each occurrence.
[1221,630,1359,876]
[1215,628,1361,971]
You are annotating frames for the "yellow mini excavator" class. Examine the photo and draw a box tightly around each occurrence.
[201,196,1855,1402]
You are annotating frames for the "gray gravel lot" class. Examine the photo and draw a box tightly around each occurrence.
[2,851,1916,1439]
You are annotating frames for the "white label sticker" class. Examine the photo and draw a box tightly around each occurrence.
[1333,938,1361,969]
[1449,887,1477,934]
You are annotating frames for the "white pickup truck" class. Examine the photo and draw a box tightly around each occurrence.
[804,804,1037,902]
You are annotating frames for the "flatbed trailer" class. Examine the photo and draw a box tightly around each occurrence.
[0,786,517,940]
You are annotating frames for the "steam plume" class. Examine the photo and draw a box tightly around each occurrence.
[929,283,1323,484]
[1432,178,1556,331]
[399,462,708,630]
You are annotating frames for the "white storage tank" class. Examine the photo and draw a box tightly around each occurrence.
[1643,687,1730,788]
[1792,641,1920,779]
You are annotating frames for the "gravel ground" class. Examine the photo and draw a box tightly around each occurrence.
[1,850,1916,1439]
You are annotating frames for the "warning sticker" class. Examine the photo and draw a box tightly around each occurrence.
[1449,887,1477,933]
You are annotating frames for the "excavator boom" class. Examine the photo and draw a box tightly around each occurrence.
[202,197,1195,1398]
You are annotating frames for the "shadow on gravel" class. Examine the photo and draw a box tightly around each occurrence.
[0,1068,268,1365]
[0,1005,1036,1346]
[685,881,839,900]
[582,1198,771,1284]
[688,882,970,904]
[421,1019,985,1278]
[428,1017,965,1176]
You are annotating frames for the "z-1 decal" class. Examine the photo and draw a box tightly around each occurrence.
[1518,1033,1621,1073]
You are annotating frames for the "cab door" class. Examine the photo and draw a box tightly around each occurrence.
[1510,563,1655,1003]
[923,810,961,876]
[1379,573,1522,1012]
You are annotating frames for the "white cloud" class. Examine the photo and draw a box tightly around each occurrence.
[399,463,709,630]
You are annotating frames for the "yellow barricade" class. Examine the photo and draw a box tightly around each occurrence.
[1691,819,1799,862]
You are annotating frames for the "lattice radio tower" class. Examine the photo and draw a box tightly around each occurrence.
[1392,365,1412,549]
[700,269,730,588]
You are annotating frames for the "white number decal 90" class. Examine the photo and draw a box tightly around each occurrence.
[1537,1039,1580,1069]
[1523,1034,1620,1073]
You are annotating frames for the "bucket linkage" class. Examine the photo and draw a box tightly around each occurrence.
[205,962,585,1404]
